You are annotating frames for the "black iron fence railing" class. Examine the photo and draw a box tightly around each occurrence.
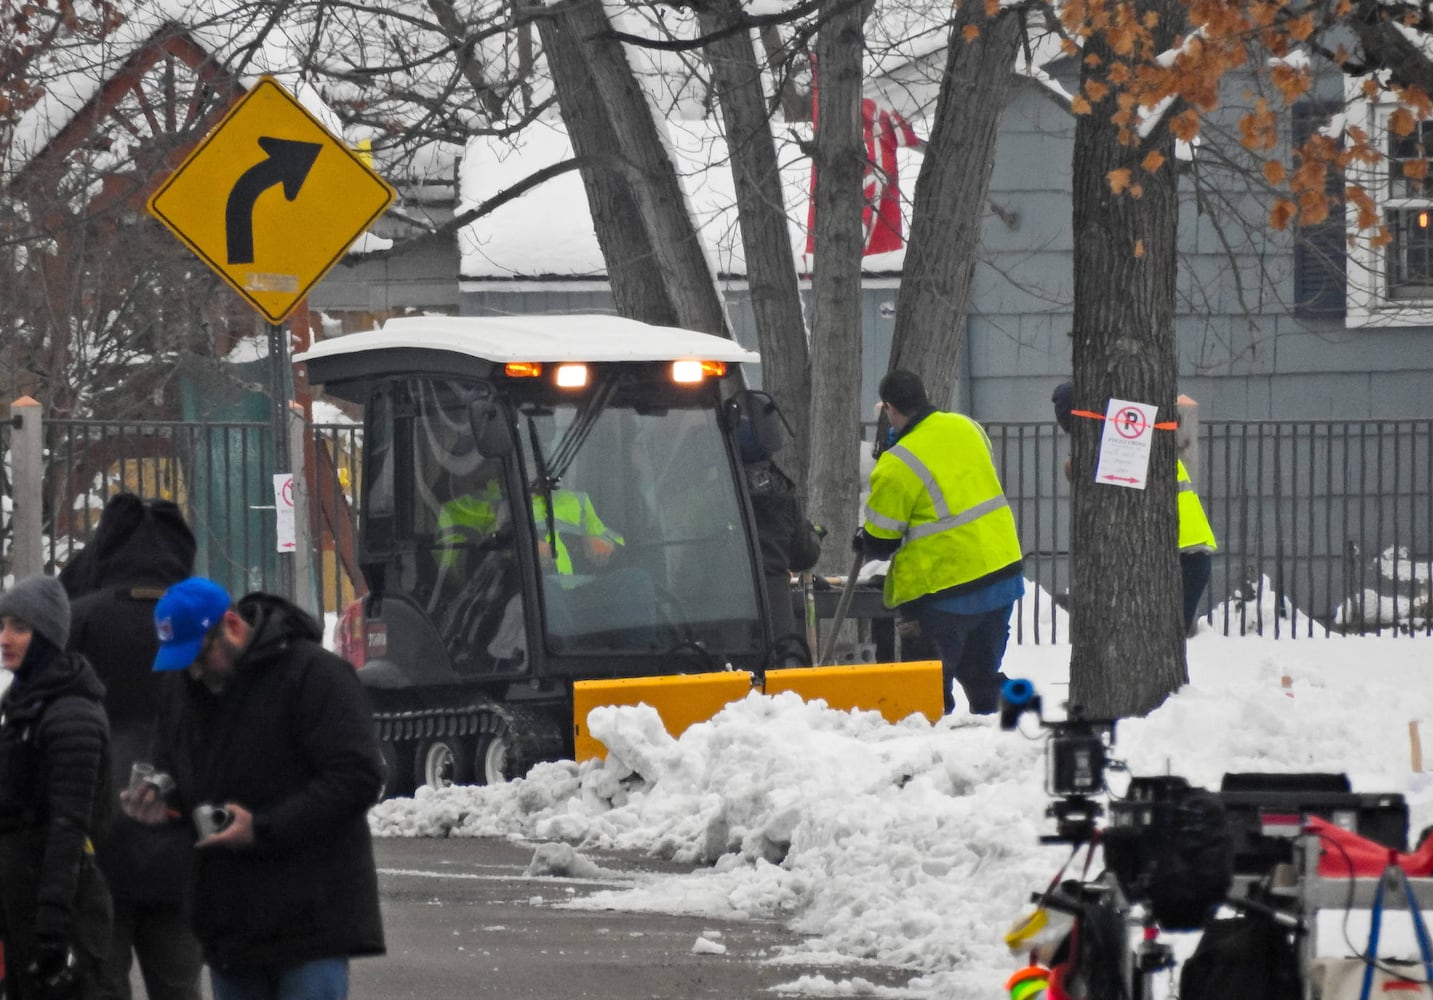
[4,416,1428,641]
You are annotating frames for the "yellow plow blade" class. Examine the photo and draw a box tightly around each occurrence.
[572,660,944,762]
[572,671,755,762]
[764,660,943,725]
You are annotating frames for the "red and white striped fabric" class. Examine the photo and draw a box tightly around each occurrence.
[805,65,925,257]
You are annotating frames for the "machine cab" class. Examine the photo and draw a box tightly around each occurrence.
[299,316,770,690]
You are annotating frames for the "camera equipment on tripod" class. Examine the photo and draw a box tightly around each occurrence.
[1000,679,1234,928]
[1000,678,1116,844]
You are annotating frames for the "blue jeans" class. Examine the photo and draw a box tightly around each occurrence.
[210,959,349,1000]
[912,603,1014,715]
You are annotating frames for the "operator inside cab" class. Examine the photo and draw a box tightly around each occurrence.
[523,413,625,578]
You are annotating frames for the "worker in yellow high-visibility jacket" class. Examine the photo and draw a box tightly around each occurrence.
[531,489,623,575]
[855,370,1025,716]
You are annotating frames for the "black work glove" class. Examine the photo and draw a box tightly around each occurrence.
[851,527,867,555]
[28,937,79,1000]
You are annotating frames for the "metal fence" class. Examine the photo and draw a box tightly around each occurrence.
[3,415,1429,640]
[992,419,1433,643]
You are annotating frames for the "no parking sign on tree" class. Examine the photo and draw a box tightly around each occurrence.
[1093,398,1158,489]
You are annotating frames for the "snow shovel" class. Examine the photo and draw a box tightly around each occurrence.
[800,571,819,664]
[818,550,864,666]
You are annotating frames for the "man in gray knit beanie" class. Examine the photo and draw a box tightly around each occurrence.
[0,574,72,651]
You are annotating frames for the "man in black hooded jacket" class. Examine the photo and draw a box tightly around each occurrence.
[63,493,203,1000]
[0,573,113,1000]
[123,578,384,1000]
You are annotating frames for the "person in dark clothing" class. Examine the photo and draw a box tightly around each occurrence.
[63,494,204,1000]
[736,417,823,662]
[0,574,114,1000]
[122,578,384,1000]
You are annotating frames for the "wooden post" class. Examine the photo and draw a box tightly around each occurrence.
[1411,720,1424,774]
[8,397,45,580]
[1176,393,1200,487]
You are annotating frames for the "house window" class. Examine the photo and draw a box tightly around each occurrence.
[1292,102,1346,318]
[1385,122,1433,300]
[1342,81,1433,327]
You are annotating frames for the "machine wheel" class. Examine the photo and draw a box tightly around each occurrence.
[413,737,472,790]
[473,727,513,786]
[471,703,568,786]
[379,739,414,800]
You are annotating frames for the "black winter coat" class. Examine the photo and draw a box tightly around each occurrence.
[67,495,195,904]
[153,593,385,971]
[744,460,821,577]
[0,649,113,962]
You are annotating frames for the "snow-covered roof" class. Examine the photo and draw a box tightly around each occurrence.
[457,116,917,280]
[296,314,761,366]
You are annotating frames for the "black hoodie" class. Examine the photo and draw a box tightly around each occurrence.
[65,494,196,904]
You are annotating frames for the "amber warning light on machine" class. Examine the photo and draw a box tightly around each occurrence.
[504,362,543,378]
[671,360,726,383]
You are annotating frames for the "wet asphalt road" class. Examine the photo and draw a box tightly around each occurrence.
[350,836,915,1000]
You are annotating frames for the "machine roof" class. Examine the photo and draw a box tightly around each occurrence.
[296,314,761,366]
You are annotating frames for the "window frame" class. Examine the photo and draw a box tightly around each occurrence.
[1345,79,1433,327]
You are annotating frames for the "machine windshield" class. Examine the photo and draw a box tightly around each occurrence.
[513,375,763,658]
[370,374,763,668]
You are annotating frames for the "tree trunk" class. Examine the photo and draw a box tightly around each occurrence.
[553,0,730,337]
[887,2,1024,411]
[1067,0,1188,719]
[805,0,868,572]
[537,12,681,327]
[700,0,812,483]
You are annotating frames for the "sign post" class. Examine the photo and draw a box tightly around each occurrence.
[148,76,395,596]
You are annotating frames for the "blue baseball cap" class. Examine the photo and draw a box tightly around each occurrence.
[153,577,232,672]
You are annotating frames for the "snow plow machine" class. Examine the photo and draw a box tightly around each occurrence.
[298,315,939,795]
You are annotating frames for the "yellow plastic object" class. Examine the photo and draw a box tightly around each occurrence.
[572,671,756,762]
[763,660,942,724]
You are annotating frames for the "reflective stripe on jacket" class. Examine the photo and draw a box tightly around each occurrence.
[1177,459,1217,553]
[533,490,622,575]
[862,410,1023,608]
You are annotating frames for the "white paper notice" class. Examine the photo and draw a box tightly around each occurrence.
[274,473,296,551]
[1093,398,1157,490]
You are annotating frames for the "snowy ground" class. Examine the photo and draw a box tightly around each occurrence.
[367,589,1433,999]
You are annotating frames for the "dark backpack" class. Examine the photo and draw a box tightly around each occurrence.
[1103,778,1234,931]
[1180,911,1301,1000]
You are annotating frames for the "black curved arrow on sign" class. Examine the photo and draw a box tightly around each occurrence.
[225,136,323,264]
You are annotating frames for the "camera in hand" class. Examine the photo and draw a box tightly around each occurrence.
[193,804,233,839]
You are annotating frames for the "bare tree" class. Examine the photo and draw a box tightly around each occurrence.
[1065,0,1187,719]
[885,0,1027,410]
[698,0,812,479]
[540,0,730,336]
[804,0,871,572]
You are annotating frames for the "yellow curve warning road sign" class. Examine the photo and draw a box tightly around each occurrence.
[148,76,396,324]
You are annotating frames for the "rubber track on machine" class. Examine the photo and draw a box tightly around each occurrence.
[373,699,567,777]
